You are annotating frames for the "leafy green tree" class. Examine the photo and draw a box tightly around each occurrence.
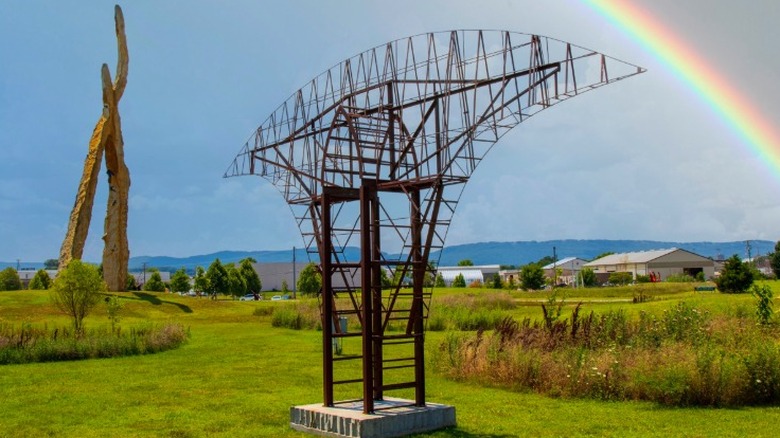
[126,274,138,291]
[206,259,228,299]
[457,259,474,267]
[297,263,322,296]
[452,273,466,288]
[0,267,22,291]
[579,267,597,287]
[536,256,554,267]
[50,260,106,332]
[169,268,191,293]
[434,273,445,288]
[239,258,261,293]
[44,259,59,270]
[490,273,503,289]
[608,272,633,286]
[715,254,754,294]
[770,241,780,278]
[225,263,247,299]
[380,268,391,289]
[520,264,545,290]
[143,269,166,292]
[28,269,52,290]
[193,266,209,296]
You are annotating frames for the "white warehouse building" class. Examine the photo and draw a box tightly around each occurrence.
[584,248,715,281]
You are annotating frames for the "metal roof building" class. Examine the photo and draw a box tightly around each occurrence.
[435,265,501,287]
[542,257,589,286]
[583,248,714,281]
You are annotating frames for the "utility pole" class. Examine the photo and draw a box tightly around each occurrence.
[142,262,147,286]
[292,246,297,299]
[16,259,20,271]
[552,246,557,288]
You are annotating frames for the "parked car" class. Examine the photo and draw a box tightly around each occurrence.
[271,295,282,301]
[239,293,256,301]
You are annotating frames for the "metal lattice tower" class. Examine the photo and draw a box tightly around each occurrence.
[225,30,645,413]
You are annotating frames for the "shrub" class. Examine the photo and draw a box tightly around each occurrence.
[50,260,106,333]
[452,273,466,288]
[468,279,483,288]
[143,269,166,292]
[752,283,774,325]
[579,268,597,287]
[0,267,22,291]
[28,269,52,290]
[520,264,545,290]
[716,254,754,293]
[608,272,633,286]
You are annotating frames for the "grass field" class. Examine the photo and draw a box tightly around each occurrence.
[2,285,780,437]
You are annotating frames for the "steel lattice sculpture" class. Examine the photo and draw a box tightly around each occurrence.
[60,5,130,292]
[226,30,644,413]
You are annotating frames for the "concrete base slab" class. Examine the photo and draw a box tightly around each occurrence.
[290,397,456,438]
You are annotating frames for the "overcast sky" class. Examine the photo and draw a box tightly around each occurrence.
[2,0,779,263]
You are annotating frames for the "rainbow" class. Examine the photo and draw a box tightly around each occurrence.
[585,0,780,182]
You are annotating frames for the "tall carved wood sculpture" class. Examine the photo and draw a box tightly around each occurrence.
[59,5,130,292]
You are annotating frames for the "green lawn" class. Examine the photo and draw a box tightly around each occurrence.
[2,287,780,437]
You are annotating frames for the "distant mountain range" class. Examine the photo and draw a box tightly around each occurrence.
[3,240,774,272]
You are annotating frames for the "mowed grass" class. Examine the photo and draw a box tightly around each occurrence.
[1,288,780,437]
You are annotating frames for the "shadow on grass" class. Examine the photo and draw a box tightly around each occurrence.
[123,292,193,314]
[411,427,517,438]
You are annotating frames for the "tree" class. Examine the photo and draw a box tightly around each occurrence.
[0,267,22,291]
[452,273,466,288]
[50,259,106,333]
[536,256,554,267]
[44,259,59,270]
[434,273,445,288]
[193,266,209,296]
[608,272,633,286]
[28,269,52,290]
[225,263,247,299]
[579,267,597,287]
[490,273,503,289]
[239,258,261,293]
[380,268,391,289]
[169,268,191,293]
[206,259,228,299]
[457,259,474,267]
[715,254,754,294]
[770,241,780,278]
[143,269,166,292]
[297,263,322,296]
[520,264,545,290]
[126,273,138,291]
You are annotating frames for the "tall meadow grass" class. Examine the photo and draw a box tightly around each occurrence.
[432,301,780,406]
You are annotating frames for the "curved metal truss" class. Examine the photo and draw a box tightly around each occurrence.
[225,30,644,413]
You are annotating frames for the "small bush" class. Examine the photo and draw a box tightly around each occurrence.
[752,283,774,325]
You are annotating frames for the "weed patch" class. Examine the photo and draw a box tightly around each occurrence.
[0,322,189,365]
[432,301,780,406]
